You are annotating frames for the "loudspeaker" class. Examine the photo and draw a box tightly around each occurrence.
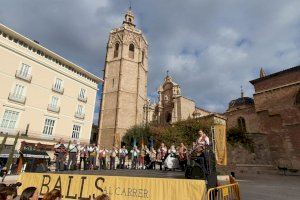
[185,159,206,179]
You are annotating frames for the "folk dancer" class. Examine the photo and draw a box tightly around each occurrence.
[79,145,88,170]
[88,143,98,170]
[54,139,67,171]
[110,147,118,170]
[68,140,79,170]
[119,146,128,169]
[178,143,188,171]
[157,143,168,170]
[130,146,140,169]
[164,145,179,170]
[98,148,108,170]
[139,146,146,169]
[148,147,157,170]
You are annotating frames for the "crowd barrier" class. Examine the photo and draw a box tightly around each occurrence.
[206,183,240,200]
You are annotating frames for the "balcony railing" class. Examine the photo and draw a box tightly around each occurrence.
[52,85,64,94]
[47,104,60,113]
[15,70,32,83]
[78,95,87,103]
[8,93,26,104]
[75,112,85,119]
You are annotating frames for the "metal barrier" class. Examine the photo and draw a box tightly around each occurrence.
[207,183,241,200]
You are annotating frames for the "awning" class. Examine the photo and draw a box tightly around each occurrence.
[21,149,50,159]
[0,149,20,158]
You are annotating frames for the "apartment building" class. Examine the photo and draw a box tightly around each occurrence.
[0,23,102,163]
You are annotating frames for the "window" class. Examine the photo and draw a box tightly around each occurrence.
[112,79,115,88]
[142,51,145,65]
[237,117,247,132]
[13,84,25,99]
[114,43,119,58]
[42,118,55,135]
[54,78,62,90]
[0,110,19,129]
[72,125,81,139]
[129,43,134,59]
[50,96,59,107]
[79,88,86,99]
[76,105,84,115]
[20,63,30,77]
[166,113,172,123]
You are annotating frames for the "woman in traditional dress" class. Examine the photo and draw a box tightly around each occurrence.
[178,143,188,171]
[164,145,179,170]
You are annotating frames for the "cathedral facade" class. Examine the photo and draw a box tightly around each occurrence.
[98,9,148,148]
[150,74,211,124]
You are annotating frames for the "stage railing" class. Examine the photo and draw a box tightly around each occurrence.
[206,183,241,200]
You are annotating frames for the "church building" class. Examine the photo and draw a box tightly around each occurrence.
[151,74,211,124]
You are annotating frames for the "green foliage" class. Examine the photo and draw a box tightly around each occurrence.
[123,118,212,149]
[0,133,8,153]
[227,127,254,152]
[5,132,19,170]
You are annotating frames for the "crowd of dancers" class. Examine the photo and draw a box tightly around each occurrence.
[54,130,210,172]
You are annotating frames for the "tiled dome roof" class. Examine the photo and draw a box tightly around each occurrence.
[229,97,254,108]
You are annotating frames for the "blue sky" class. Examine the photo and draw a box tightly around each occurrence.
[1,0,300,124]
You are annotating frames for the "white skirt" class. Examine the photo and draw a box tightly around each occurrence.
[164,155,179,169]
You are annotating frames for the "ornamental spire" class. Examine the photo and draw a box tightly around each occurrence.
[260,67,266,78]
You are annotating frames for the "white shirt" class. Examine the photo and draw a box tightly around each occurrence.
[131,149,140,157]
[119,148,128,156]
[69,144,79,153]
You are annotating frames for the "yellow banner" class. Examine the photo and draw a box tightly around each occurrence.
[18,173,206,200]
[214,124,227,165]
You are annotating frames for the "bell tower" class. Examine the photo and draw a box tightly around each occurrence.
[98,8,149,148]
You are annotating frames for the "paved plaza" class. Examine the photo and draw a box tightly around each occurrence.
[238,174,300,200]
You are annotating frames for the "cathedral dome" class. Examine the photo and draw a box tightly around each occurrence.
[228,97,254,108]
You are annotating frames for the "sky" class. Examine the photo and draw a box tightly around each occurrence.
[1,0,300,124]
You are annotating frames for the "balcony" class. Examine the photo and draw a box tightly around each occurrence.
[52,85,64,94]
[8,93,26,104]
[75,112,85,119]
[15,70,32,83]
[78,95,87,103]
[47,104,60,113]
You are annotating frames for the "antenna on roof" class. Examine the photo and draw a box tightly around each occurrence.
[129,0,132,10]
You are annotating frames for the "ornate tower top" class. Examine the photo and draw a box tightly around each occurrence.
[260,67,266,78]
[123,7,135,27]
[240,85,244,98]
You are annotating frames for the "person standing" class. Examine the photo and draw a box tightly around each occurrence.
[118,146,128,169]
[178,143,188,171]
[98,147,108,170]
[157,143,168,171]
[110,146,118,170]
[164,145,179,171]
[88,143,98,170]
[139,145,146,169]
[79,145,88,170]
[54,139,67,171]
[130,146,140,169]
[68,140,79,170]
[149,147,157,170]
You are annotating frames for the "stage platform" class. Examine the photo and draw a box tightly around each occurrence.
[48,169,186,179]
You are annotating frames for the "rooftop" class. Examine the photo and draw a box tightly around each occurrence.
[0,23,103,84]
[250,65,300,85]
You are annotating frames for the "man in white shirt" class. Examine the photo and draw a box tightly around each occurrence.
[119,145,128,169]
[98,147,108,170]
[110,146,118,170]
[68,140,79,170]
[130,146,140,169]
[88,143,98,170]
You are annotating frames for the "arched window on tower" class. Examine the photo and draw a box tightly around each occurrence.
[237,117,247,132]
[142,50,145,65]
[129,43,135,59]
[114,43,119,58]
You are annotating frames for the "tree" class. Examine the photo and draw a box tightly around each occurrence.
[0,133,8,153]
[5,132,19,173]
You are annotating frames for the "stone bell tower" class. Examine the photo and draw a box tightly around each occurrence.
[98,8,149,148]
